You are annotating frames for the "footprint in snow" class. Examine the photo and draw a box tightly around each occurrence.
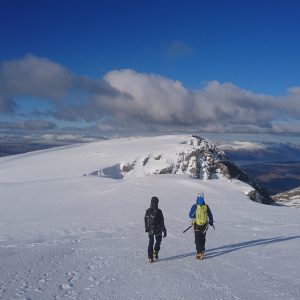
[59,283,73,290]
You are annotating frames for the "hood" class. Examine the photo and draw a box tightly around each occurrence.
[150,196,159,210]
[196,194,205,205]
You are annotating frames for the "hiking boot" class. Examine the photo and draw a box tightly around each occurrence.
[149,258,154,263]
[153,250,159,261]
[196,252,204,260]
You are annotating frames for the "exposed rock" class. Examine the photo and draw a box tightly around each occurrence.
[121,162,135,172]
[173,135,273,204]
[272,187,300,208]
[142,156,149,166]
[159,165,174,174]
[220,160,273,205]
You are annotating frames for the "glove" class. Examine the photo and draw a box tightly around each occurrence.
[209,221,214,226]
[163,230,167,238]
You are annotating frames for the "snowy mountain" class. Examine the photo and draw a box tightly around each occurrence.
[0,135,299,299]
[87,135,273,205]
[273,187,300,208]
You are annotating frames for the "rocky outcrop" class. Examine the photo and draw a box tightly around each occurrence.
[272,187,300,208]
[219,159,274,205]
[186,135,274,205]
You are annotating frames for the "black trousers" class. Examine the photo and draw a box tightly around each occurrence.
[148,233,162,259]
[194,224,207,253]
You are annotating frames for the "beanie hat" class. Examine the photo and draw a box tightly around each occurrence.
[196,192,204,205]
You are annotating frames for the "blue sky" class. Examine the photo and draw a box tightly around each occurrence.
[1,0,300,136]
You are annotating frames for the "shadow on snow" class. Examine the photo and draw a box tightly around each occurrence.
[159,235,300,262]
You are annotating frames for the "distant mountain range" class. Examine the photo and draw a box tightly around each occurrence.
[241,161,300,196]
[0,142,61,157]
[0,133,106,157]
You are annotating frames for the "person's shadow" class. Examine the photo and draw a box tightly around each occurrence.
[159,235,300,262]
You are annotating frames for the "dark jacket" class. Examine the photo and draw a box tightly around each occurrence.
[145,197,166,236]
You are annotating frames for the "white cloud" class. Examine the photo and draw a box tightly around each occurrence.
[0,120,57,130]
[218,141,267,152]
[39,133,99,143]
[1,55,300,134]
[0,54,124,116]
[102,70,297,133]
[0,54,74,101]
[103,69,191,124]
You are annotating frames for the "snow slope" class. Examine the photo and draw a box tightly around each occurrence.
[0,135,299,299]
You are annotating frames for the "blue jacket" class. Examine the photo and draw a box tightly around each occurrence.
[189,197,213,224]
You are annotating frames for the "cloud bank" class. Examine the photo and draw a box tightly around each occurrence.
[0,120,57,130]
[1,55,300,134]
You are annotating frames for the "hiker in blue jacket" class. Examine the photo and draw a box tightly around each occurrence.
[189,192,214,260]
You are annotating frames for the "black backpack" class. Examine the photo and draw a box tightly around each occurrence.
[146,209,159,230]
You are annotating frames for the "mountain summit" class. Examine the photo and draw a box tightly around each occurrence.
[89,135,273,205]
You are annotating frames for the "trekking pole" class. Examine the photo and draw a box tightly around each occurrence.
[182,225,192,233]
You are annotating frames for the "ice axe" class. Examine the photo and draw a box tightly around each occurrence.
[182,225,193,233]
[183,223,215,233]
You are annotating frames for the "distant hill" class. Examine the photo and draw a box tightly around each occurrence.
[0,142,61,157]
[241,161,300,195]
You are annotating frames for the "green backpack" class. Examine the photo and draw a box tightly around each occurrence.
[195,204,208,225]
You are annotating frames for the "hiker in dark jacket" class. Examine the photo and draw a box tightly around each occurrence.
[189,192,213,260]
[144,196,167,263]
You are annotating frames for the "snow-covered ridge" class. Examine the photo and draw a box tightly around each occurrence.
[0,134,272,204]
[90,135,225,180]
[87,135,273,205]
